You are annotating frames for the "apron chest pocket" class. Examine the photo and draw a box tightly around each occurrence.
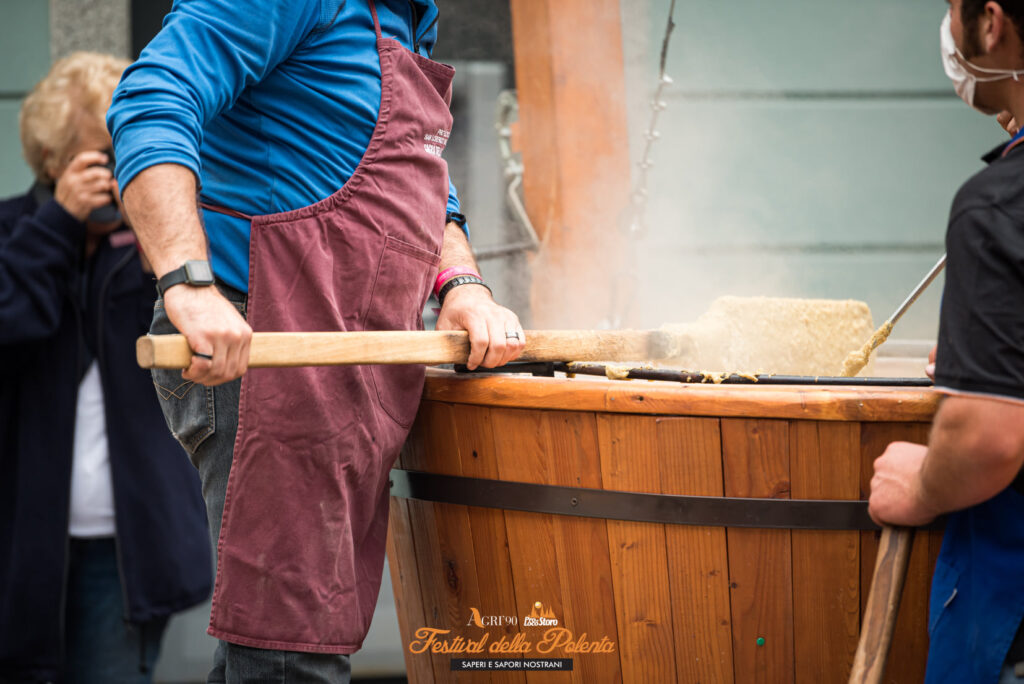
[365,236,440,427]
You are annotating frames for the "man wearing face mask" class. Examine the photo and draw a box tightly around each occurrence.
[867,2,1024,682]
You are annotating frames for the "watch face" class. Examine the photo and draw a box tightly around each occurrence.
[185,260,214,284]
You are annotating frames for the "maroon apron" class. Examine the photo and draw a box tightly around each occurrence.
[205,1,454,653]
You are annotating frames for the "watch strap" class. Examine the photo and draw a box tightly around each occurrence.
[446,211,468,229]
[156,260,215,297]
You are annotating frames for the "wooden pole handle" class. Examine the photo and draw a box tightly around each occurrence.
[848,525,915,684]
[136,329,686,369]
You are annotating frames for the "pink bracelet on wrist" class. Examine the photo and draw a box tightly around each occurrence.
[434,266,481,298]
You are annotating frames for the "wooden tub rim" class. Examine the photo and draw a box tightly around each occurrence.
[423,369,939,422]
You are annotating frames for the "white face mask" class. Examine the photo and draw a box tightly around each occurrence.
[941,11,1024,115]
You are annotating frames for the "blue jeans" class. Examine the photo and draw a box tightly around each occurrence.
[149,287,351,684]
[64,537,166,684]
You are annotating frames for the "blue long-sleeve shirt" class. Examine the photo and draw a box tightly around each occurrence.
[108,0,460,293]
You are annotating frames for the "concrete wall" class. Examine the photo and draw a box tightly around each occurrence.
[0,0,129,198]
[0,1,51,196]
[50,0,129,62]
[626,0,1001,340]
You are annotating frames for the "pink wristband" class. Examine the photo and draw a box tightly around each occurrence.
[434,266,481,298]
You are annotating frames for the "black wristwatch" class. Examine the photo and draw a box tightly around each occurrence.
[156,260,215,296]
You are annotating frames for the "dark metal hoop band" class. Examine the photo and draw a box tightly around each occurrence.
[390,469,900,531]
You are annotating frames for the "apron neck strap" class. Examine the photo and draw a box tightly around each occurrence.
[368,0,383,41]
[200,200,254,222]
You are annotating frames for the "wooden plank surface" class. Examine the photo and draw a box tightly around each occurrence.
[400,402,485,682]
[452,405,526,684]
[492,408,572,683]
[859,422,934,684]
[544,411,623,684]
[393,402,940,682]
[790,422,861,684]
[722,419,794,683]
[389,414,435,684]
[657,417,735,684]
[424,370,939,423]
[598,415,677,683]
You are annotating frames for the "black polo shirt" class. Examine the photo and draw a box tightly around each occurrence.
[934,129,1024,668]
[935,134,1024,405]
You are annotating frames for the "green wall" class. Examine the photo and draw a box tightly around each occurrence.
[0,1,51,197]
[633,0,1002,339]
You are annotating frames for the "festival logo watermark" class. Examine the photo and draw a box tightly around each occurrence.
[523,601,558,627]
[407,600,617,672]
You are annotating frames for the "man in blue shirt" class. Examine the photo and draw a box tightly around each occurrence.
[108,1,525,681]
[869,1,1024,682]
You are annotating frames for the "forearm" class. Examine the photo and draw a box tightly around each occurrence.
[919,400,1024,514]
[121,164,208,278]
[122,162,251,386]
[438,221,480,273]
[434,220,524,369]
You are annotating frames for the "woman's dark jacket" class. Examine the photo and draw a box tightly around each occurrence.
[0,188,212,681]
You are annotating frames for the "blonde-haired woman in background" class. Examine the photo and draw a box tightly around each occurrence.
[0,51,211,684]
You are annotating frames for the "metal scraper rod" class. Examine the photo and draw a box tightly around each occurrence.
[839,253,947,377]
[453,362,934,386]
[889,253,947,326]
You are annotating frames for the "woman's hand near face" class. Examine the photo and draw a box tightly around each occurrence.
[53,151,116,222]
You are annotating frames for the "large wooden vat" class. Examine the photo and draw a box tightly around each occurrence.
[387,369,942,683]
